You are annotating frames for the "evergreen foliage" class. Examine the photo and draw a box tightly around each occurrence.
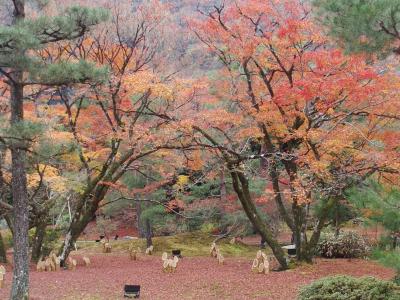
[314,0,400,55]
[346,181,400,244]
[346,181,400,282]
[0,2,108,298]
[314,196,357,234]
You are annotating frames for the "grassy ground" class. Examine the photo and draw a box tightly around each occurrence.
[76,231,260,258]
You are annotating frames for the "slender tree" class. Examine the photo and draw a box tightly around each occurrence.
[0,1,108,298]
[32,1,199,262]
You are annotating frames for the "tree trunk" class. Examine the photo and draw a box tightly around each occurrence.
[58,208,92,262]
[145,218,153,248]
[219,167,227,201]
[135,201,145,238]
[0,230,7,263]
[294,207,320,263]
[9,1,29,298]
[58,180,111,261]
[229,166,288,270]
[335,202,340,237]
[298,198,337,263]
[291,202,309,261]
[58,157,132,261]
[10,81,30,300]
[260,235,266,249]
[31,222,46,263]
[59,185,147,262]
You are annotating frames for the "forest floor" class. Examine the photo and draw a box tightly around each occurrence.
[0,229,393,299]
[0,253,394,299]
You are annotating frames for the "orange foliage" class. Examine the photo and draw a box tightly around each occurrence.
[189,0,400,203]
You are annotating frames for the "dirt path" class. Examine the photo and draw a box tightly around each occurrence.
[0,255,394,299]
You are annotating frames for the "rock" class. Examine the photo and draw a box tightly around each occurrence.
[162,253,179,272]
[251,251,270,274]
[36,260,46,272]
[210,242,218,258]
[145,245,154,255]
[68,257,77,271]
[103,243,112,253]
[0,265,5,288]
[161,252,168,261]
[83,256,91,266]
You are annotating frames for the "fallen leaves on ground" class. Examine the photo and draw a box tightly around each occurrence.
[0,255,394,299]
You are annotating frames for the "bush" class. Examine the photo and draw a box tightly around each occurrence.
[200,222,217,234]
[298,275,400,300]
[317,231,370,258]
[184,206,222,232]
[219,211,253,236]
[41,228,61,257]
[29,228,62,258]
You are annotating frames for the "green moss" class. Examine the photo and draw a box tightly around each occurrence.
[77,232,259,258]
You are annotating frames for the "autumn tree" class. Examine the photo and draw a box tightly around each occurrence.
[0,1,107,298]
[28,0,198,262]
[190,0,400,267]
[315,0,400,282]
[27,162,71,262]
[0,84,83,262]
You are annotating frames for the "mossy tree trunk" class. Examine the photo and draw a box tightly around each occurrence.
[229,163,288,270]
[194,126,289,270]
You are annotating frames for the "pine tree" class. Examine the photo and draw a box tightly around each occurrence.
[0,1,108,299]
[346,181,400,283]
[314,0,400,55]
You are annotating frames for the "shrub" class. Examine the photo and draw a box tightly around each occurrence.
[29,227,62,258]
[317,231,370,258]
[200,222,217,234]
[41,228,62,257]
[298,275,400,300]
[184,206,222,232]
[219,211,253,236]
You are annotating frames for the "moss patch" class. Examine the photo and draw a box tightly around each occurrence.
[77,232,259,258]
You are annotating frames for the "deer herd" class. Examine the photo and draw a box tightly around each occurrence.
[31,240,275,274]
[0,238,276,288]
[35,251,91,272]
